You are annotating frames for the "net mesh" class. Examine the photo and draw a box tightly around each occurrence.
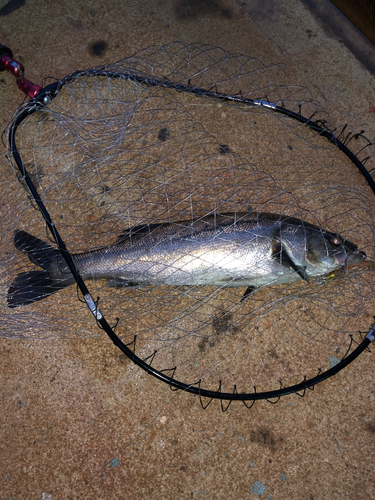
[2,42,375,396]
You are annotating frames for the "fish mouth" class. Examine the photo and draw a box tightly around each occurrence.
[334,250,366,266]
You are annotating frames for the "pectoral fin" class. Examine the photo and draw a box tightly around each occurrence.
[272,242,309,282]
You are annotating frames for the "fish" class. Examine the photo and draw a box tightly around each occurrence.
[7,212,366,308]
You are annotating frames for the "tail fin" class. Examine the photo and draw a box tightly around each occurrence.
[7,230,75,308]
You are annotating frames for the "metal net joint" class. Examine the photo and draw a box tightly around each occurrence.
[366,326,375,342]
[253,99,277,109]
[84,293,103,320]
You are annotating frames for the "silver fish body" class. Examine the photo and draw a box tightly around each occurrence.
[8,212,366,307]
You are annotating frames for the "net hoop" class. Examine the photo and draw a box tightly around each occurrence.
[8,63,375,404]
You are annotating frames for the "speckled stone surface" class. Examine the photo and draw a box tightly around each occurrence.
[0,1,374,499]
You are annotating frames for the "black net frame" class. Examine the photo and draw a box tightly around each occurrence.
[6,44,375,406]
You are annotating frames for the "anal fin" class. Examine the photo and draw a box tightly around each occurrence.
[107,278,141,288]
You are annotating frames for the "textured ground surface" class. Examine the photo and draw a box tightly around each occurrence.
[0,1,374,499]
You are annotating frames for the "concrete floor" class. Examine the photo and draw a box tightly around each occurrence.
[0,0,374,498]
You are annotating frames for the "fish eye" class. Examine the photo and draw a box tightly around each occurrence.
[331,235,342,246]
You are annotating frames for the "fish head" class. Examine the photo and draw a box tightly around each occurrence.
[306,230,366,273]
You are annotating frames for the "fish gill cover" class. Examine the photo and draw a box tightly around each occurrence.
[1,42,375,402]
